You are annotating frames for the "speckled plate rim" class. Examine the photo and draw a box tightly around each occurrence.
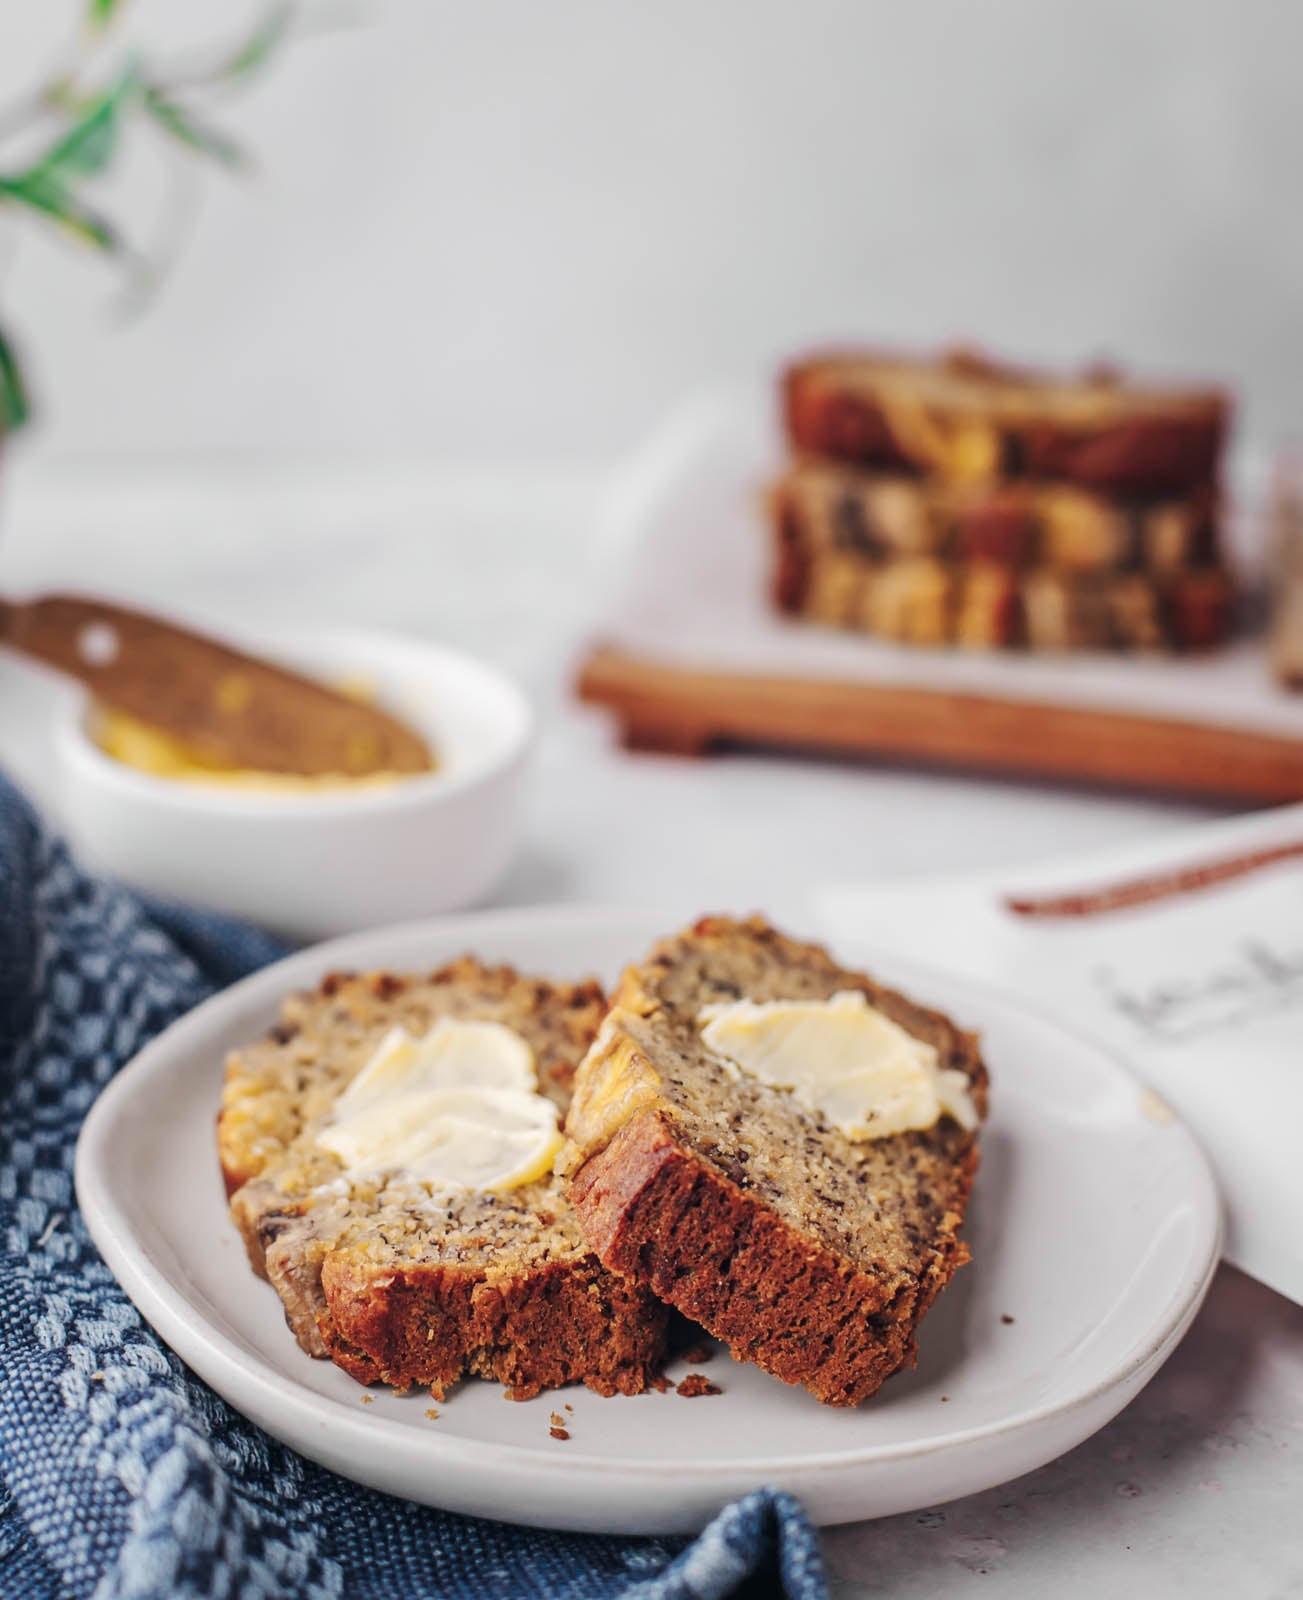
[75,905,1223,1533]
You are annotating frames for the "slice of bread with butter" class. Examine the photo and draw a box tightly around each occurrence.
[561,916,987,1406]
[219,960,669,1400]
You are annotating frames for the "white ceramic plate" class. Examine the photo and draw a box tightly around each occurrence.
[76,907,1221,1535]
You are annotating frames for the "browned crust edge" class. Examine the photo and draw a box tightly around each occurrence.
[770,482,812,614]
[782,350,1229,494]
[569,1107,978,1407]
[317,1251,670,1401]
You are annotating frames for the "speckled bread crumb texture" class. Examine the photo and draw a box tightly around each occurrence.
[564,915,987,1407]
[676,1374,721,1397]
[219,960,669,1400]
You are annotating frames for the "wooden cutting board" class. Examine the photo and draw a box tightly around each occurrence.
[577,646,1303,804]
[575,391,1303,805]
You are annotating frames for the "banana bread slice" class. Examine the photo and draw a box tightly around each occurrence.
[220,961,669,1400]
[772,460,1221,574]
[560,917,988,1407]
[774,486,1234,654]
[784,346,1228,494]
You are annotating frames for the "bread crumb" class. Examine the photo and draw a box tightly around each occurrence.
[90,1372,105,1383]
[649,1374,672,1393]
[360,1394,374,1404]
[425,1408,440,1420]
[549,1411,566,1428]
[1001,1314,1015,1325]
[680,1341,716,1364]
[550,1426,570,1441]
[676,1373,721,1398]
[564,1403,573,1412]
[940,1394,950,1402]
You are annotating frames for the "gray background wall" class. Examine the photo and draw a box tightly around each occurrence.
[0,0,1298,469]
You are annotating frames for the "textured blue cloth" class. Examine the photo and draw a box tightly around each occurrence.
[0,777,828,1600]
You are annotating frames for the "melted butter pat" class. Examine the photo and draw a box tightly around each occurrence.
[318,1019,562,1190]
[699,990,977,1140]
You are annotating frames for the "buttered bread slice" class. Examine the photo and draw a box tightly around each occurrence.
[561,917,988,1407]
[220,960,669,1400]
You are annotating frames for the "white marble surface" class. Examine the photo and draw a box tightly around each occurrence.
[1,463,1300,1597]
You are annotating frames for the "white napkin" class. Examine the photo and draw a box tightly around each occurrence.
[814,803,1303,1306]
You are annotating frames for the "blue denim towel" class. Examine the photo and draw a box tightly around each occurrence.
[0,776,828,1600]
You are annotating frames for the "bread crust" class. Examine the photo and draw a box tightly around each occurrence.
[570,1108,976,1406]
[563,916,988,1407]
[783,347,1229,495]
[772,489,814,614]
[318,1250,665,1400]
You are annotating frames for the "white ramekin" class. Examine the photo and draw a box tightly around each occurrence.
[53,626,535,941]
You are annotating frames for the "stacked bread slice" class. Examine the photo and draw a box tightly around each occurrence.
[771,347,1235,652]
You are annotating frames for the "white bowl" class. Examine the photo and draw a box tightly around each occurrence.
[53,626,535,940]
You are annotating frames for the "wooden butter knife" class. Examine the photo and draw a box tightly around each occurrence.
[0,593,434,778]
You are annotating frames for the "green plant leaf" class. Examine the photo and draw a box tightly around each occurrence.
[0,323,31,434]
[216,4,293,83]
[142,88,246,169]
[35,59,140,180]
[0,61,137,250]
[0,172,119,251]
[87,0,130,31]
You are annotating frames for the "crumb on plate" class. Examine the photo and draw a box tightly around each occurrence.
[676,1374,721,1398]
